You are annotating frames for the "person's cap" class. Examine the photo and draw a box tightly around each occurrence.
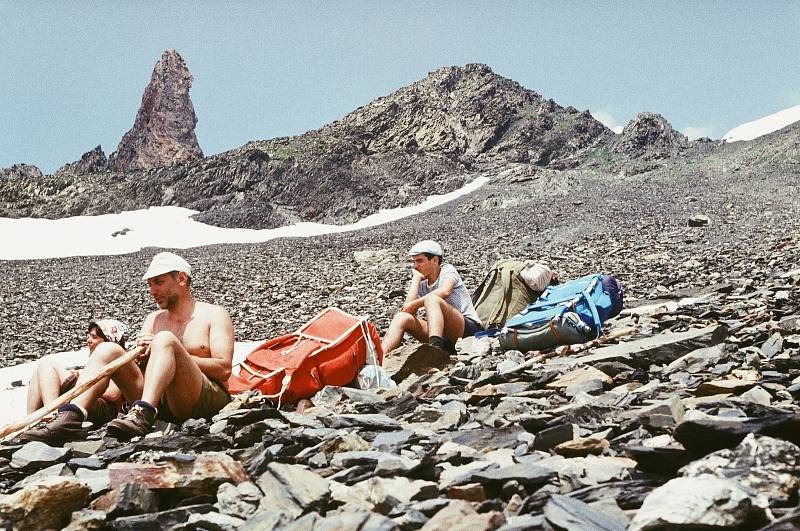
[89,319,129,345]
[142,251,192,280]
[408,240,443,257]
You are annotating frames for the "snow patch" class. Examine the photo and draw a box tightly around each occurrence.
[724,104,800,142]
[0,177,489,260]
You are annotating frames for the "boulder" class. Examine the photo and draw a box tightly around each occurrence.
[628,475,768,530]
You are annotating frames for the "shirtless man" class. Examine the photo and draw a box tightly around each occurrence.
[381,240,483,354]
[18,252,234,444]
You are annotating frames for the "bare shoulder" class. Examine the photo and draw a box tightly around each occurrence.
[196,301,232,322]
[142,309,165,331]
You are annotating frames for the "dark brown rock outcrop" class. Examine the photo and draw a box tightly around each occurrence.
[0,164,42,180]
[611,112,688,160]
[108,50,203,172]
[55,146,108,176]
[328,63,612,166]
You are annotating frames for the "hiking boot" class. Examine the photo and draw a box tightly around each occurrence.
[106,401,156,441]
[13,405,87,446]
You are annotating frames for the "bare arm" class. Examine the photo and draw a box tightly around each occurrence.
[401,271,424,313]
[191,306,234,383]
[402,276,456,313]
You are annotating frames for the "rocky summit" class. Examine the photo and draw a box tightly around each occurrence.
[108,49,204,172]
[1,57,800,529]
[0,61,613,228]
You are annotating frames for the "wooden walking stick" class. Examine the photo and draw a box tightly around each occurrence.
[0,345,145,441]
[499,327,637,375]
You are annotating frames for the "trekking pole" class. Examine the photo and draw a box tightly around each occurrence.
[499,327,637,375]
[0,345,145,441]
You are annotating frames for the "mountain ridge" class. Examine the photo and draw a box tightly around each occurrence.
[0,60,796,229]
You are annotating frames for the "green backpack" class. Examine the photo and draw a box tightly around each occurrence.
[472,259,542,329]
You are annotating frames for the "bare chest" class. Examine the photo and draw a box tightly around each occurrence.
[154,317,212,357]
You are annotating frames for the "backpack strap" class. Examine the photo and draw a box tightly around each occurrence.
[577,277,602,339]
[497,263,518,322]
[472,265,499,308]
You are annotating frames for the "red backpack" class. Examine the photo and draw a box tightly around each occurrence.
[227,307,384,405]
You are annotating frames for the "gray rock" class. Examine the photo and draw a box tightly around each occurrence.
[14,462,73,489]
[761,333,784,358]
[216,481,262,519]
[664,345,725,374]
[680,434,800,505]
[629,475,768,530]
[240,509,294,531]
[63,509,108,531]
[739,385,772,405]
[688,214,710,227]
[383,343,450,383]
[471,463,555,490]
[10,441,72,469]
[544,494,626,531]
[256,462,330,518]
[373,430,416,449]
[584,326,726,368]
[110,504,215,531]
[177,511,245,530]
[322,414,402,431]
[533,423,575,451]
[75,467,111,495]
[90,482,158,517]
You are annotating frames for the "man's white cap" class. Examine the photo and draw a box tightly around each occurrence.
[408,240,443,257]
[142,252,192,280]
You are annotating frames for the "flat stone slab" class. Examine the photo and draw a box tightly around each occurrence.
[322,414,401,431]
[674,412,800,454]
[580,326,725,368]
[544,494,626,531]
[383,343,450,383]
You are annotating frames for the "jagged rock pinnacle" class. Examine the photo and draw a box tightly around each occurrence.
[109,50,203,172]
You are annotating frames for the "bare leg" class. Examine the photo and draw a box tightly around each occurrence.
[27,359,72,414]
[140,331,205,421]
[71,342,144,411]
[424,295,465,342]
[381,312,429,353]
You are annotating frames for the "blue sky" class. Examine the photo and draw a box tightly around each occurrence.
[2,2,799,173]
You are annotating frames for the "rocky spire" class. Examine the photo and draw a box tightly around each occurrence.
[109,50,203,172]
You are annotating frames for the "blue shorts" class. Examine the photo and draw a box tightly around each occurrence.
[462,316,484,338]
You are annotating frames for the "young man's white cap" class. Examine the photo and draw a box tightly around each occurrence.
[408,240,443,257]
[142,252,192,280]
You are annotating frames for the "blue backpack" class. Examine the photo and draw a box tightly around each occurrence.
[504,274,623,339]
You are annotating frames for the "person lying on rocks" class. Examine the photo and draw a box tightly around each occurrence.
[381,240,483,355]
[16,252,234,445]
[26,318,129,424]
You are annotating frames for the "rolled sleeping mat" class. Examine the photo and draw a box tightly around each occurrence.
[499,311,592,352]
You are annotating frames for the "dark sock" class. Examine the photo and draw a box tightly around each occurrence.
[132,400,157,413]
[58,403,86,420]
[428,335,444,348]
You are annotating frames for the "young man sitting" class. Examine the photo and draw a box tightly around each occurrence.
[381,240,483,354]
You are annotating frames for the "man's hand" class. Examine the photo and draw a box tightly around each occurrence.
[401,298,423,314]
[136,332,154,361]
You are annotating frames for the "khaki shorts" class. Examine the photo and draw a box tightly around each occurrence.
[158,372,231,423]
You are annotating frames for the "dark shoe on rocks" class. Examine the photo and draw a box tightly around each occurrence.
[106,401,156,441]
[13,405,87,446]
